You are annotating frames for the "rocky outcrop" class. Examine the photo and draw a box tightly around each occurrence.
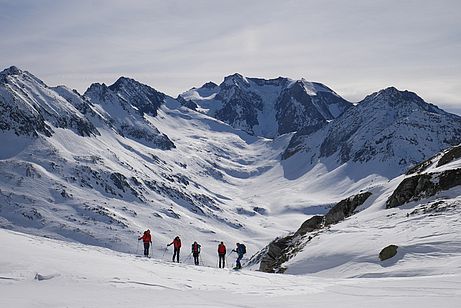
[437,145,461,167]
[379,245,398,261]
[325,192,372,225]
[386,169,461,208]
[257,192,372,273]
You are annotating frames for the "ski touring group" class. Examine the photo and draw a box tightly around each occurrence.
[138,230,247,270]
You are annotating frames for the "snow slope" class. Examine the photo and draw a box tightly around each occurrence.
[1,228,459,308]
[253,145,461,279]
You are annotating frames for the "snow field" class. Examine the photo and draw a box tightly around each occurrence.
[1,228,460,308]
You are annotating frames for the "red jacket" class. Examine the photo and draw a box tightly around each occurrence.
[170,237,181,248]
[218,243,226,254]
[139,231,152,243]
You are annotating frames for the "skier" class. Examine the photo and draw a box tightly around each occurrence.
[231,242,246,269]
[167,236,181,263]
[218,241,226,268]
[138,229,152,257]
[191,241,201,265]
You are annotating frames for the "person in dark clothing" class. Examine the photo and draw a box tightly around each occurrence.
[231,242,246,269]
[218,242,226,268]
[138,229,152,257]
[191,241,201,265]
[167,236,181,263]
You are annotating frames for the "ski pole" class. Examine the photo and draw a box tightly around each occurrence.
[162,246,167,259]
[184,253,192,263]
[136,239,140,255]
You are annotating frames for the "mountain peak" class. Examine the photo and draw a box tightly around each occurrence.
[222,73,249,87]
[109,76,140,91]
[201,81,218,89]
[364,87,431,109]
[1,65,22,76]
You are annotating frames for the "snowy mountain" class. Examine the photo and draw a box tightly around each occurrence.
[83,78,175,150]
[179,74,352,138]
[0,66,97,137]
[283,86,461,178]
[1,65,461,295]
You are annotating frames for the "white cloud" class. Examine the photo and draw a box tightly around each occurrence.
[0,0,460,112]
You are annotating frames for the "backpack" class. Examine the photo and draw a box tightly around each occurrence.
[240,244,246,254]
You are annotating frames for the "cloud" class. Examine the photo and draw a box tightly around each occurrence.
[0,0,460,113]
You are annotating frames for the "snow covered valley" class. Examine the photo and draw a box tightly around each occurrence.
[1,66,461,307]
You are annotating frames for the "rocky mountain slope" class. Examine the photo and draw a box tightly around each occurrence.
[179,74,352,138]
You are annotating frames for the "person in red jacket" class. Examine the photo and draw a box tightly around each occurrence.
[167,236,181,263]
[138,229,152,257]
[218,242,226,268]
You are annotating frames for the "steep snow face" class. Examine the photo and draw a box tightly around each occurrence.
[0,66,97,137]
[179,74,351,138]
[285,87,461,178]
[84,79,174,150]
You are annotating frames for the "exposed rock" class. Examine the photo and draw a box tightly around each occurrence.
[406,157,433,175]
[325,192,372,225]
[379,245,398,261]
[437,145,461,167]
[257,192,371,273]
[386,169,461,208]
[294,215,324,236]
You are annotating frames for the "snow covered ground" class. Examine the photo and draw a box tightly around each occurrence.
[1,228,460,308]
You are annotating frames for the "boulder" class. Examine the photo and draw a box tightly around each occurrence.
[379,245,398,261]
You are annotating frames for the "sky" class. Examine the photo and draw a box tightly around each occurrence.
[1,0,460,114]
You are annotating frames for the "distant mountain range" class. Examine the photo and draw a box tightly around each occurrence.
[1,65,460,270]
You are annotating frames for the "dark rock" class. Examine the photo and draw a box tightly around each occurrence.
[386,169,461,208]
[257,192,371,273]
[437,145,461,167]
[406,158,433,175]
[325,192,372,225]
[294,215,324,236]
[379,245,398,261]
